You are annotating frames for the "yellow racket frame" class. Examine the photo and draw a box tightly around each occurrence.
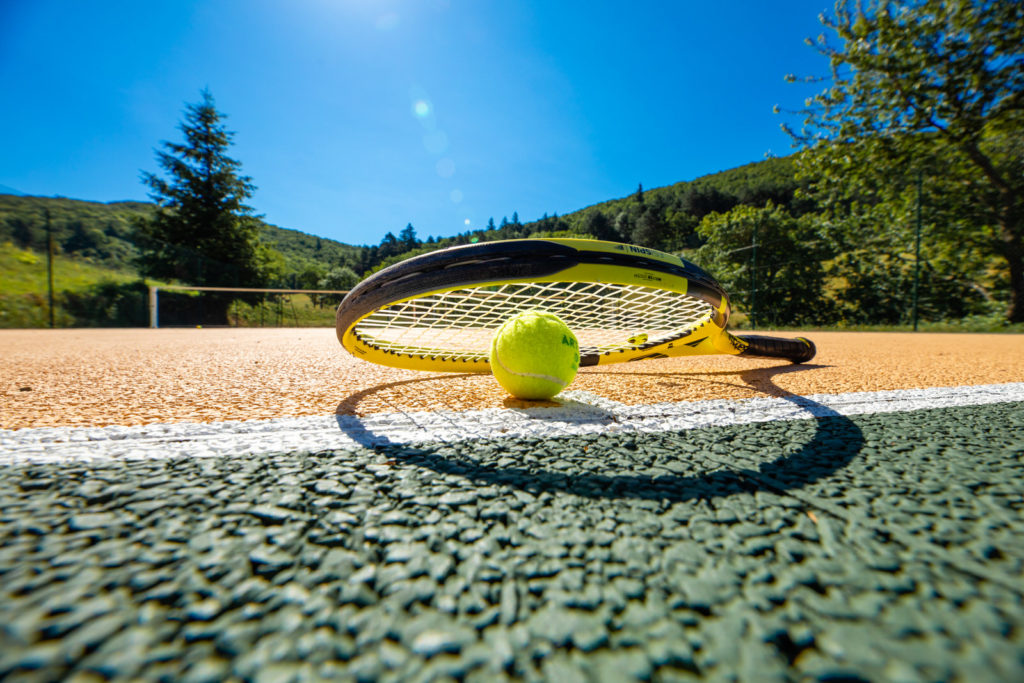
[337,238,811,373]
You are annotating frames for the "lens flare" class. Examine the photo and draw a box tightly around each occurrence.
[413,100,430,118]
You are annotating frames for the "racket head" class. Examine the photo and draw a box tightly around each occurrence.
[336,238,739,373]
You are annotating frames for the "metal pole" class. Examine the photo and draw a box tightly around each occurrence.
[912,170,922,331]
[45,209,54,328]
[750,220,758,331]
[149,286,159,328]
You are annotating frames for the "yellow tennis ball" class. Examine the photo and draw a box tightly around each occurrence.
[489,311,579,399]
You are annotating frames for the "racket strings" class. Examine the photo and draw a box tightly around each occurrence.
[354,281,712,360]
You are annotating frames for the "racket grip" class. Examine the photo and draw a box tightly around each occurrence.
[735,335,816,364]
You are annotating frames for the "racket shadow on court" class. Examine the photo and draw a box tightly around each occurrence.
[332,363,864,504]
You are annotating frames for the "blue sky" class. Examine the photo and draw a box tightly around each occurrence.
[0,1,830,246]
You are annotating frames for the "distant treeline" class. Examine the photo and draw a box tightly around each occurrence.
[352,157,805,271]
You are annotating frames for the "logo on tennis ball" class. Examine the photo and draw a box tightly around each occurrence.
[489,311,580,400]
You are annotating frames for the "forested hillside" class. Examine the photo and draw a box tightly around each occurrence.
[0,194,362,281]
[0,195,147,270]
[1,149,1017,330]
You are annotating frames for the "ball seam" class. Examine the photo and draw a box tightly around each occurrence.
[491,346,568,389]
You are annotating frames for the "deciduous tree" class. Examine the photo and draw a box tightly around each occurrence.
[784,0,1024,321]
[695,203,834,326]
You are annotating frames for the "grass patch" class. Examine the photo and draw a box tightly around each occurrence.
[0,242,136,294]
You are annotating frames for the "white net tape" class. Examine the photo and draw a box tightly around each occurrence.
[354,281,713,361]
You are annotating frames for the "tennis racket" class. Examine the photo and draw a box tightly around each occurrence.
[336,238,815,372]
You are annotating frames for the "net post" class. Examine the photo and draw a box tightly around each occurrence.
[149,285,159,328]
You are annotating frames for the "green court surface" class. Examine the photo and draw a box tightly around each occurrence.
[1,402,1023,681]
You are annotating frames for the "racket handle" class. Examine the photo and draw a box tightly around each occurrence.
[735,335,816,364]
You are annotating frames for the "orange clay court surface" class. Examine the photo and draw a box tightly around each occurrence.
[1,328,1022,430]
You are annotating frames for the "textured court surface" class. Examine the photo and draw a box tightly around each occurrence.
[2,328,1023,429]
[1,329,1023,681]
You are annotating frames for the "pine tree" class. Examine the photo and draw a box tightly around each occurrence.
[583,211,618,242]
[378,232,400,259]
[136,89,266,312]
[399,223,418,251]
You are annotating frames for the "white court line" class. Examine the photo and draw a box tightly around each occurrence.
[2,383,1023,465]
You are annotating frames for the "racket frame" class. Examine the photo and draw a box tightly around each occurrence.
[337,238,809,372]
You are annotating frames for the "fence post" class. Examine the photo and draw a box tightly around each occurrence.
[45,209,55,328]
[750,221,758,331]
[912,170,922,331]
[149,286,159,328]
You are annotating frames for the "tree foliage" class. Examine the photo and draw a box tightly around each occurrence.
[785,0,1024,321]
[0,195,147,267]
[696,203,834,326]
